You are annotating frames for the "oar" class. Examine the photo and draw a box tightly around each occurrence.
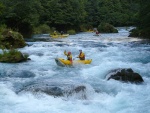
[73,57,79,60]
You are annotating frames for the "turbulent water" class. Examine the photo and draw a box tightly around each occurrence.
[0,27,150,113]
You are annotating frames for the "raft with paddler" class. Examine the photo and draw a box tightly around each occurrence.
[55,50,92,67]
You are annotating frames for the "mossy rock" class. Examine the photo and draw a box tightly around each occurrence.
[0,49,29,63]
[67,29,76,35]
[129,28,150,39]
[97,23,118,33]
[0,30,26,49]
[128,28,140,37]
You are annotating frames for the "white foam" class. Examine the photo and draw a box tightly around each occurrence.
[0,27,150,113]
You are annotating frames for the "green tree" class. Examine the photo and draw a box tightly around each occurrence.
[39,0,87,31]
[0,0,141,36]
[85,0,100,26]
[0,2,4,15]
[1,0,42,37]
[138,0,150,38]
[0,2,5,25]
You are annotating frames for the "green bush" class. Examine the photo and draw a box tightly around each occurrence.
[128,28,140,37]
[0,49,29,63]
[79,24,94,32]
[98,23,118,33]
[33,24,51,34]
[0,29,26,49]
[129,28,150,39]
[67,30,76,35]
[0,24,7,33]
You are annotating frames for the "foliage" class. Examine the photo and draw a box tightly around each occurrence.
[0,29,29,63]
[0,24,7,32]
[85,0,139,27]
[0,0,141,36]
[98,23,118,33]
[0,49,29,63]
[129,0,150,38]
[0,0,43,37]
[67,30,76,35]
[80,25,88,32]
[128,28,140,37]
[0,29,26,49]
[79,24,93,32]
[33,24,51,34]
[138,0,150,38]
[0,2,4,16]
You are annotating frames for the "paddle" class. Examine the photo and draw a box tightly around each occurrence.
[73,57,79,60]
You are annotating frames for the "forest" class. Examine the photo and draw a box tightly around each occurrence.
[0,0,149,38]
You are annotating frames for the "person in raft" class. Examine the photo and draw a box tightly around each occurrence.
[60,31,64,35]
[64,50,73,63]
[96,30,99,35]
[53,31,57,35]
[77,50,85,60]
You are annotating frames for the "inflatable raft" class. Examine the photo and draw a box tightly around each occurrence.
[50,34,69,38]
[55,58,92,67]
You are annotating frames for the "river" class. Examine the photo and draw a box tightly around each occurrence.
[0,27,150,113]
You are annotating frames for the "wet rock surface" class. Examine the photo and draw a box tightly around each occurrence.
[106,68,144,84]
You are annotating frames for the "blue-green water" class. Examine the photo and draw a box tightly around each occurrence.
[0,27,150,113]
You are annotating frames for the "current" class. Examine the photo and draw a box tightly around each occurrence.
[0,27,150,113]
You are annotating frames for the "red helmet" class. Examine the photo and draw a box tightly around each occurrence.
[68,52,71,55]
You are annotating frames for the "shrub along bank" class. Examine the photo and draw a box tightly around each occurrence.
[0,29,29,63]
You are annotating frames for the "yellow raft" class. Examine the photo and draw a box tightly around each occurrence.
[50,34,69,38]
[55,58,92,67]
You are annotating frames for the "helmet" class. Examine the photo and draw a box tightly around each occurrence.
[79,50,82,52]
[68,52,71,55]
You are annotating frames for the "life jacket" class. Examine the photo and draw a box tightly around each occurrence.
[96,31,99,34]
[67,54,72,63]
[64,51,72,63]
[79,52,85,60]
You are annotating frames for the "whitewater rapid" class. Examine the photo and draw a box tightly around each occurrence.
[0,27,150,113]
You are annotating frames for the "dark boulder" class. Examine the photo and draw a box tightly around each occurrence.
[74,86,86,93]
[106,68,144,84]
[64,85,87,99]
[34,86,63,97]
[17,83,64,97]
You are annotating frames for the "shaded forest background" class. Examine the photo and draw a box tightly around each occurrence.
[0,0,149,38]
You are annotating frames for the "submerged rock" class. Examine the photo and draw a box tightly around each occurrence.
[106,68,144,84]
[74,86,86,93]
[31,86,64,97]
[64,85,87,99]
[8,70,35,78]
[17,80,88,99]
